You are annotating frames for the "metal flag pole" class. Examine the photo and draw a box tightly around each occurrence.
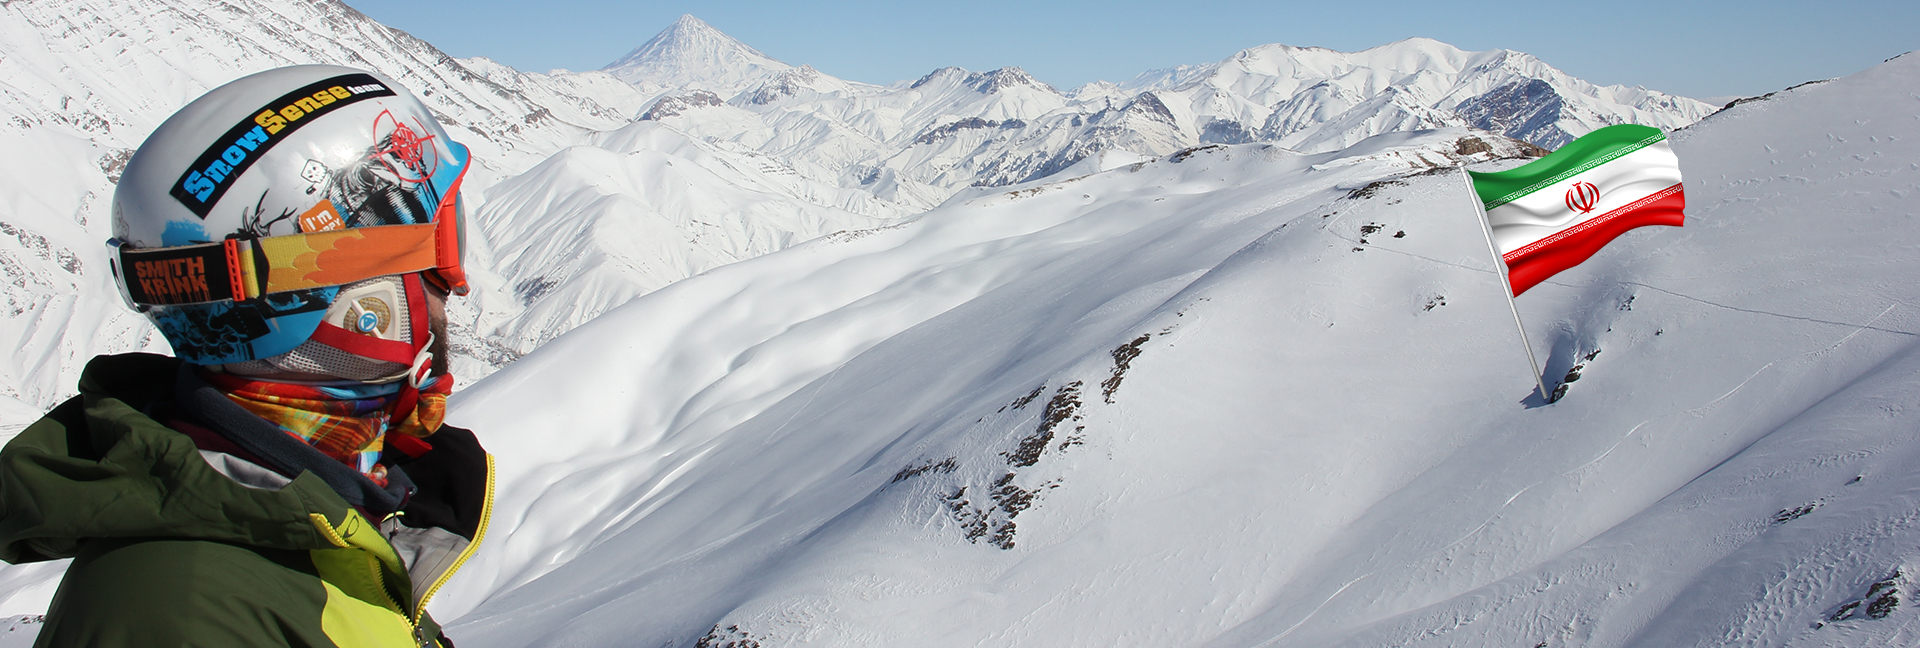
[1462,166,1553,402]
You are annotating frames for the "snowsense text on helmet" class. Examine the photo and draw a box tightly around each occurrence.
[170,74,396,217]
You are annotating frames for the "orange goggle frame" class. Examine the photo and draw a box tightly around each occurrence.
[118,196,467,308]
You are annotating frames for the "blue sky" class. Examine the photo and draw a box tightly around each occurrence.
[346,0,1915,101]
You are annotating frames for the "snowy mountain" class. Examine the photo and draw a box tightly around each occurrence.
[473,122,902,353]
[421,51,1920,647]
[628,29,1713,213]
[0,1,1913,646]
[603,15,837,102]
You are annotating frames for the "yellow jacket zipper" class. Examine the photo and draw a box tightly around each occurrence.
[412,453,496,626]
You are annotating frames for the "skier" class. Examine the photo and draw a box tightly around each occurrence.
[0,65,491,647]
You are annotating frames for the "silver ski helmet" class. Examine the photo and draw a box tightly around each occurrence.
[110,65,470,369]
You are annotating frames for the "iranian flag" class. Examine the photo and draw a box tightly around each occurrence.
[1470,124,1686,295]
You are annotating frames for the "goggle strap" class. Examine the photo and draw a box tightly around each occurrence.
[253,225,438,295]
[431,174,469,295]
[117,240,244,305]
[119,223,440,307]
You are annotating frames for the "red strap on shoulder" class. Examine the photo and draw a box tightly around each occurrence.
[386,430,432,458]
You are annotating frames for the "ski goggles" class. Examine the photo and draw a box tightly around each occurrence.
[112,142,471,311]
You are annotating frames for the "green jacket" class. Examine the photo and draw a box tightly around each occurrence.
[0,354,493,647]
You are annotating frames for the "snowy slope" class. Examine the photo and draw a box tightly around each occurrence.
[421,52,1920,648]
[474,121,904,352]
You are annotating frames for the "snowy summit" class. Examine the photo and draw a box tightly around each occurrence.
[602,15,796,97]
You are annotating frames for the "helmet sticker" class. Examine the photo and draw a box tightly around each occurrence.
[150,287,336,364]
[300,160,330,194]
[238,190,299,238]
[298,200,345,233]
[371,109,439,184]
[170,73,396,218]
[314,111,446,229]
[160,220,210,247]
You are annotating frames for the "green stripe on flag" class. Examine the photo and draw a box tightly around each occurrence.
[1469,124,1667,210]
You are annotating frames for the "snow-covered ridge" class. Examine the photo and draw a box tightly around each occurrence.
[430,52,1920,647]
[618,23,1713,219]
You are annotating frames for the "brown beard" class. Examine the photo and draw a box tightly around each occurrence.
[424,279,451,376]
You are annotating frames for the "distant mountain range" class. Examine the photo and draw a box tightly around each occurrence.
[609,16,1712,208]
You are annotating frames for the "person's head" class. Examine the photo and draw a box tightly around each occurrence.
[109,65,470,385]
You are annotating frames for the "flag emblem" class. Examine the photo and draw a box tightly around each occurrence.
[1565,181,1600,214]
[1469,124,1686,295]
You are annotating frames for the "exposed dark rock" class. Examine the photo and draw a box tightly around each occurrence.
[1346,179,1406,200]
[515,277,559,305]
[1010,384,1045,411]
[1123,92,1178,126]
[1169,145,1226,163]
[1772,502,1819,524]
[1200,118,1256,144]
[913,117,1024,145]
[911,66,1060,95]
[640,89,723,120]
[1455,79,1570,149]
[1005,381,1083,467]
[98,148,133,184]
[1825,571,1902,624]
[744,65,821,105]
[968,67,1056,94]
[1101,335,1150,403]
[1454,136,1492,156]
[695,624,762,648]
[891,457,958,483]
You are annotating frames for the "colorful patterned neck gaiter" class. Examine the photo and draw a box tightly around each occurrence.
[202,370,454,486]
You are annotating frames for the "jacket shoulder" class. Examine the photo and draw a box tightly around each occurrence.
[0,356,353,564]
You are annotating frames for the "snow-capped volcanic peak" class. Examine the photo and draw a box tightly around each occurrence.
[602,14,791,96]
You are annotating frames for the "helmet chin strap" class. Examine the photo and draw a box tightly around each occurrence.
[408,334,436,389]
[390,272,436,425]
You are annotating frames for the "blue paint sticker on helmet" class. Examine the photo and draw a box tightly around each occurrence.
[149,286,337,364]
[160,220,211,247]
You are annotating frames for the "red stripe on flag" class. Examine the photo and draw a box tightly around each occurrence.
[1503,183,1686,295]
